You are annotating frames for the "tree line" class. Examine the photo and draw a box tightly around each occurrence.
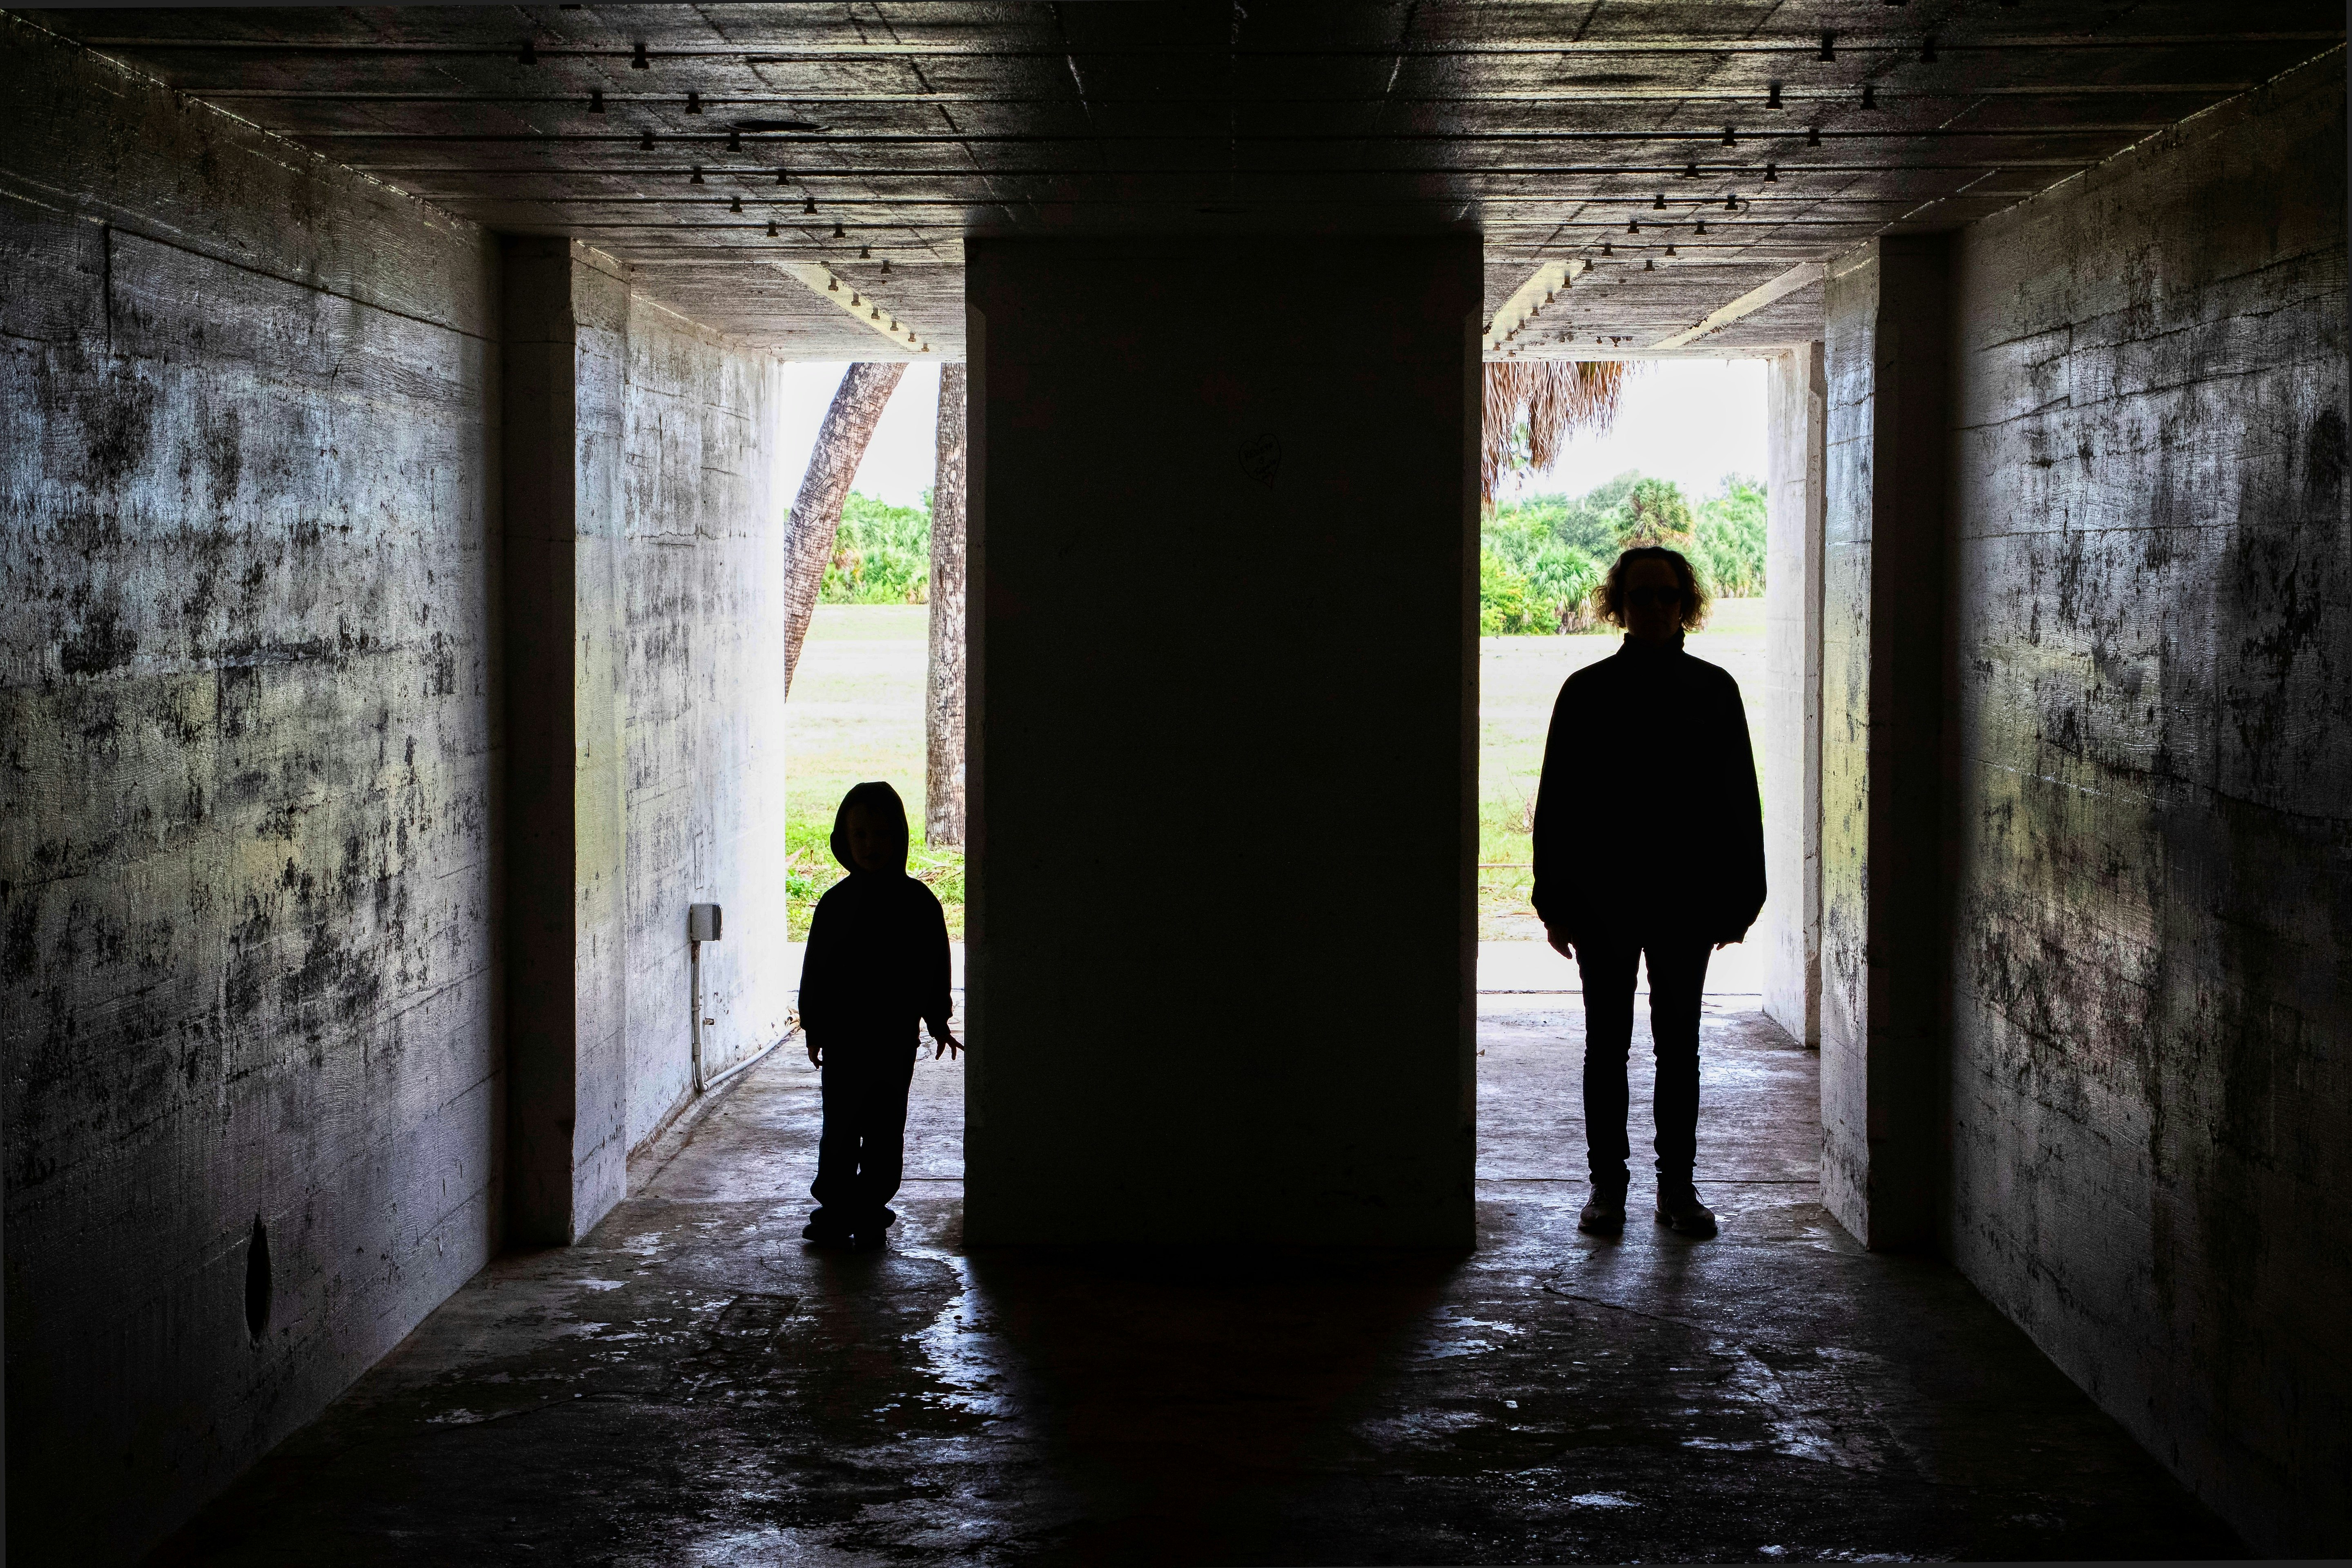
[1481,471,1766,635]
[819,491,934,604]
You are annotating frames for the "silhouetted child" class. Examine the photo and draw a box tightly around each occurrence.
[798,780,960,1251]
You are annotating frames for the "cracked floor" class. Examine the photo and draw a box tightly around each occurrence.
[154,1003,2244,1564]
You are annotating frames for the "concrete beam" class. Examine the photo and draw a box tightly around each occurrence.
[777,260,935,356]
[1483,261,1572,356]
[1650,262,1828,351]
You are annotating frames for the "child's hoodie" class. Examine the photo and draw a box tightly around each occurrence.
[796,781,952,1048]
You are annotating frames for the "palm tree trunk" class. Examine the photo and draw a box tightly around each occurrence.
[924,365,968,847]
[782,361,907,697]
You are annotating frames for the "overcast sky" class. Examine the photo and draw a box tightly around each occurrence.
[1500,357,1768,503]
[779,354,1770,511]
[776,361,944,509]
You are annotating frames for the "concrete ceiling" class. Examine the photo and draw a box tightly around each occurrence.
[26,2,2343,360]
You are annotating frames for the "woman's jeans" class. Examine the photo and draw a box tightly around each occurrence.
[1574,934,1713,1196]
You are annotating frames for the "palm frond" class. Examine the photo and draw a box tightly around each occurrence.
[1481,360,1629,505]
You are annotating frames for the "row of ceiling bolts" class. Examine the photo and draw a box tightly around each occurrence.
[1599,176,1760,264]
[524,13,2013,78]
[556,31,1941,125]
[543,24,1923,321]
[822,275,928,351]
[579,65,871,251]
[535,20,2007,72]
[677,174,890,266]
[551,29,1909,270]
[586,99,1865,133]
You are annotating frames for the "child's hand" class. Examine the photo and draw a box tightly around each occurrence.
[930,1029,963,1061]
[805,1035,822,1068]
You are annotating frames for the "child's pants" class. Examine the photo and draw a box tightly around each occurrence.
[1572,933,1713,1195]
[809,1040,917,1236]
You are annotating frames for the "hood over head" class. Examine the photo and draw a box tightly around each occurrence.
[831,780,911,875]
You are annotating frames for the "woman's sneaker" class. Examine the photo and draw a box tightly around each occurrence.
[1578,1187,1628,1235]
[1655,1188,1718,1238]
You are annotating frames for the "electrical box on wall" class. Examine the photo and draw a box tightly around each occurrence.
[688,903,722,942]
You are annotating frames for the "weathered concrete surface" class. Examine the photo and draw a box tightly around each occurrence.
[1944,54,2350,1555]
[504,239,795,1235]
[617,294,792,1148]
[150,1006,2245,1564]
[2,20,798,1553]
[1762,343,1826,1048]
[0,18,501,1559]
[964,236,1480,1246]
[1819,235,1955,1253]
[501,239,628,1247]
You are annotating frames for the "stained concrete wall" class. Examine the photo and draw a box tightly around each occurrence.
[0,21,794,1555]
[964,235,1481,1247]
[503,242,795,1226]
[1761,344,1826,1048]
[618,297,793,1147]
[1944,57,2350,1553]
[503,240,794,1229]
[0,18,501,1559]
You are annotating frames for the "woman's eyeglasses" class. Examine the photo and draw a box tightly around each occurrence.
[1627,586,1686,609]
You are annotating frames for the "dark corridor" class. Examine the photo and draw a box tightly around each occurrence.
[5,6,2346,1560]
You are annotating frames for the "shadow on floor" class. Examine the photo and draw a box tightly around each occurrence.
[150,1005,2244,1565]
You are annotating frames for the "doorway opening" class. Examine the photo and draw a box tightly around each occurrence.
[1477,354,1811,1025]
[1472,346,1824,1265]
[776,360,968,1168]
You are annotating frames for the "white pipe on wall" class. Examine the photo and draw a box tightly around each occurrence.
[689,902,787,1095]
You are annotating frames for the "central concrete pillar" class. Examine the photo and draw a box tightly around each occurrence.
[963,236,1481,1247]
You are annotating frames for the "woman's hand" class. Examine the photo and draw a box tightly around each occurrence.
[1545,926,1576,961]
[931,1028,963,1061]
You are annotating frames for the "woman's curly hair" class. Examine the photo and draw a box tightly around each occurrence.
[1595,545,1710,633]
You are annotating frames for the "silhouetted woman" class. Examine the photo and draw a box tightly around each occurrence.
[1530,546,1764,1241]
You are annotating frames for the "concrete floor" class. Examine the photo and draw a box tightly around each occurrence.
[155,1005,2243,1565]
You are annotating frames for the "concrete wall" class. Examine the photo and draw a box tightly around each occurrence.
[0,22,793,1553]
[503,242,795,1232]
[0,20,501,1558]
[618,296,792,1147]
[1761,344,1826,1047]
[1944,57,2349,1554]
[963,235,1481,1247]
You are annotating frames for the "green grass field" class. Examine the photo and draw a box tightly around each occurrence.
[785,599,1766,940]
